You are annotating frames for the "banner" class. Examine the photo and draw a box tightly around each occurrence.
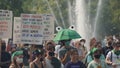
[0,10,12,38]
[21,14,43,44]
[43,14,54,40]
[13,17,21,44]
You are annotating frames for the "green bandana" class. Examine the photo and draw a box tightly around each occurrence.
[11,51,23,61]
[113,50,120,56]
[90,48,98,55]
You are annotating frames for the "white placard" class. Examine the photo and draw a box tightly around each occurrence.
[43,14,54,40]
[21,14,43,44]
[13,17,21,44]
[0,10,12,38]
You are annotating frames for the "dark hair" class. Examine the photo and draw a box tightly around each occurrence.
[80,39,86,42]
[51,57,61,68]
[93,48,101,55]
[94,41,101,47]
[107,36,113,41]
[113,41,120,47]
[33,49,44,57]
[45,41,55,51]
[70,48,78,55]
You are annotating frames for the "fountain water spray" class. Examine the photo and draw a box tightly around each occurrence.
[45,0,59,26]
[75,0,86,39]
[68,0,72,25]
[93,0,103,38]
[55,0,66,28]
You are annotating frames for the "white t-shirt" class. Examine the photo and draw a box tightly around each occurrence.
[106,51,120,68]
[55,45,61,54]
[55,45,61,59]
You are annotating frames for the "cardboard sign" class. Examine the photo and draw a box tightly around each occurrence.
[0,10,12,38]
[13,17,21,44]
[21,14,44,44]
[43,14,54,40]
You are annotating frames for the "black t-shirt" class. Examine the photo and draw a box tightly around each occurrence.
[102,46,113,57]
[1,51,11,68]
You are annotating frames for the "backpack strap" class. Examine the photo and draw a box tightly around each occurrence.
[110,50,113,62]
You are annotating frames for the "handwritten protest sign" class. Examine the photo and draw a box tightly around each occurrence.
[13,17,21,44]
[21,14,43,44]
[43,14,54,40]
[0,10,12,38]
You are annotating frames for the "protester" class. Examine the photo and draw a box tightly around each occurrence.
[94,41,103,53]
[9,50,24,68]
[106,41,120,68]
[85,47,105,66]
[65,49,86,68]
[80,39,88,61]
[0,40,11,68]
[87,48,108,68]
[55,41,61,58]
[102,36,113,57]
[29,49,45,68]
[45,41,64,68]
[22,44,30,68]
[74,40,84,61]
[58,40,72,65]
[89,38,97,50]
[10,44,17,54]
[80,39,87,55]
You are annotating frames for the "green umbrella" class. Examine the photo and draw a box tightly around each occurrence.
[54,29,81,41]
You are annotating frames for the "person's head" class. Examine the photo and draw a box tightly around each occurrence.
[59,39,71,46]
[45,41,55,57]
[70,48,79,61]
[95,41,102,50]
[11,44,17,52]
[106,36,113,46]
[113,41,120,51]
[112,41,120,56]
[92,48,101,59]
[33,49,44,61]
[74,40,81,48]
[90,37,97,50]
[1,40,6,51]
[80,39,86,45]
[12,51,23,64]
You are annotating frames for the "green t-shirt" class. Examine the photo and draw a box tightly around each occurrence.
[87,60,108,68]
[87,54,105,64]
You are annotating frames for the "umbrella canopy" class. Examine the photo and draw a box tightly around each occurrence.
[54,29,81,41]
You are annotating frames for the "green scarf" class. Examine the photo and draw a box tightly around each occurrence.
[113,50,120,56]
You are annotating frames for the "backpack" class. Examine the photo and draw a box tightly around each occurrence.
[105,49,112,57]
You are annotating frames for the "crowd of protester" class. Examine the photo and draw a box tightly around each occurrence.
[0,35,120,68]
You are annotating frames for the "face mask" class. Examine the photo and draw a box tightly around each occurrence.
[65,41,70,46]
[81,42,85,45]
[48,52,55,56]
[94,54,101,59]
[16,57,23,63]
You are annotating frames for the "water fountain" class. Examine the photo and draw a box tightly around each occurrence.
[75,0,87,39]
[73,0,103,50]
[93,0,103,38]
